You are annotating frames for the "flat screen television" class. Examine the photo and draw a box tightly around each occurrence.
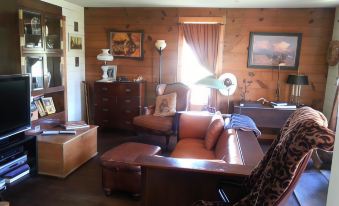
[0,74,31,141]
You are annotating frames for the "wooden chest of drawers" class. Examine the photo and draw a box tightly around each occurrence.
[94,81,145,130]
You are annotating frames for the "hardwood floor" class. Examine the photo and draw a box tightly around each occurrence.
[3,130,330,206]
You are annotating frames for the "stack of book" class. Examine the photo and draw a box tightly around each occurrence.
[270,102,297,109]
[3,164,30,184]
[61,121,90,130]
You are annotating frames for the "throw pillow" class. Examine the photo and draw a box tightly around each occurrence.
[153,92,177,117]
[205,112,224,150]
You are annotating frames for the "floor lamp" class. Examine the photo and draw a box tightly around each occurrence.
[196,75,226,113]
[276,62,286,102]
[218,73,237,114]
[155,40,166,84]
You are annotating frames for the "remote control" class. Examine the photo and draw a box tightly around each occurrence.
[59,130,76,135]
[42,130,59,135]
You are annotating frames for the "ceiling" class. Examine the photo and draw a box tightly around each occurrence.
[64,0,339,8]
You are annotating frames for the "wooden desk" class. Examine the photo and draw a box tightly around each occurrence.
[233,101,296,129]
[37,125,98,178]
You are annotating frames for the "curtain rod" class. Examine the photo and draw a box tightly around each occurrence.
[177,22,225,25]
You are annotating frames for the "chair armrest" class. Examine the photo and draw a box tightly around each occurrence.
[136,155,253,177]
[144,105,155,115]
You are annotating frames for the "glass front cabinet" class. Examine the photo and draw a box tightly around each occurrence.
[19,9,64,94]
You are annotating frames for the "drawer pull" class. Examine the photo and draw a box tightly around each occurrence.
[125,110,131,114]
[124,121,131,125]
[103,120,109,123]
[125,88,131,92]
[102,108,109,112]
[102,87,108,91]
[124,99,131,103]
[102,98,109,102]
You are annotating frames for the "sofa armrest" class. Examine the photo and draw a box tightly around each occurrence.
[137,155,253,206]
[178,112,213,140]
[136,155,253,177]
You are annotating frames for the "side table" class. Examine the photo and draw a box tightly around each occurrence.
[37,125,98,178]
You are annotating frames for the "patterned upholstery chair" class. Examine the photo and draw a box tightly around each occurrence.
[133,82,190,149]
[194,106,335,206]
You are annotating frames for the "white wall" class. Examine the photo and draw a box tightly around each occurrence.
[326,6,339,206]
[42,0,85,121]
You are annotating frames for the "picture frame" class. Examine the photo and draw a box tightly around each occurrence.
[41,97,56,115]
[69,33,83,50]
[74,21,78,32]
[75,57,79,67]
[247,32,302,70]
[34,99,46,117]
[106,65,117,81]
[109,30,144,59]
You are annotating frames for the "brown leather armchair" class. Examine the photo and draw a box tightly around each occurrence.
[133,82,190,149]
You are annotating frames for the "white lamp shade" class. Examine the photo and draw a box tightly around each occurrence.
[97,49,113,62]
[155,40,167,51]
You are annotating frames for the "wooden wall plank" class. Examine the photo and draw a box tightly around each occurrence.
[85,7,334,117]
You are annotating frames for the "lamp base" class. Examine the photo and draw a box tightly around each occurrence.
[101,65,109,80]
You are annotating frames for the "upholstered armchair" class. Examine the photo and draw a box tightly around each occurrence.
[194,106,335,206]
[133,82,190,149]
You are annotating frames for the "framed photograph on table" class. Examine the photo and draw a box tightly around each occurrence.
[247,32,302,70]
[41,97,56,115]
[107,65,117,81]
[109,30,144,60]
[34,99,46,117]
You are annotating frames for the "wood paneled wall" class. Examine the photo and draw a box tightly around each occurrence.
[85,8,334,113]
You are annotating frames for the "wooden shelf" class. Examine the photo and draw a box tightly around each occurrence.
[32,111,65,128]
[44,86,64,94]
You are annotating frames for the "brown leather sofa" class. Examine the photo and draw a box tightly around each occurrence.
[170,112,256,164]
[137,112,264,206]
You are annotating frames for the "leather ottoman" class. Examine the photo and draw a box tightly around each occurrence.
[100,142,161,196]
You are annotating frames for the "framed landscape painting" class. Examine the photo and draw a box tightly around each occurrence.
[109,31,144,60]
[247,32,302,70]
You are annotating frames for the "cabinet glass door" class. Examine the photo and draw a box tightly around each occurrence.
[46,57,62,88]
[23,11,43,49]
[26,56,44,90]
[45,17,61,50]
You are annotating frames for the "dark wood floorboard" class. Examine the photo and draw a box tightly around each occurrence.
[2,130,331,206]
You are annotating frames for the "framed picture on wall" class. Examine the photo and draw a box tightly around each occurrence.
[69,33,83,50]
[247,32,302,70]
[109,30,144,60]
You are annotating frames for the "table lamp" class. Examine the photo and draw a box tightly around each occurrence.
[287,74,309,106]
[97,49,113,81]
[196,75,225,112]
[155,40,166,84]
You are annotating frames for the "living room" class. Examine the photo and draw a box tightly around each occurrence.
[0,0,339,205]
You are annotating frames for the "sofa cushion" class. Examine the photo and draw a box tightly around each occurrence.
[133,115,173,132]
[171,138,216,160]
[153,92,177,117]
[205,113,224,150]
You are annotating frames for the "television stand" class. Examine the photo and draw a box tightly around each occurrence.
[0,132,37,191]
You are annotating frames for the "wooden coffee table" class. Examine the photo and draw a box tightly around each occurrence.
[37,125,98,178]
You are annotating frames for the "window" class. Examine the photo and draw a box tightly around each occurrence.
[181,38,211,106]
[178,17,224,110]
